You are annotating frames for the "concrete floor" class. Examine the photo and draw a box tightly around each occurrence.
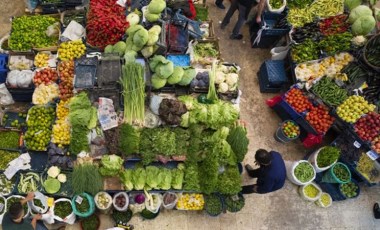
[1,1,380,230]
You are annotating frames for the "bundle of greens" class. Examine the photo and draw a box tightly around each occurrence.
[119,124,140,156]
[72,163,103,195]
[183,162,201,191]
[217,166,242,195]
[227,124,249,163]
[54,200,72,219]
[69,92,97,154]
[99,155,124,177]
[199,149,219,194]
[121,62,145,125]
[316,146,340,168]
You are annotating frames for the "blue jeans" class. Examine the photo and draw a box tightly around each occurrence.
[222,0,254,35]
[36,221,48,230]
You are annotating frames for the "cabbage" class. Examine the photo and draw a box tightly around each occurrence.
[155,62,174,79]
[167,66,184,85]
[149,55,167,71]
[127,13,140,26]
[352,15,376,35]
[349,5,372,24]
[145,12,160,22]
[148,0,166,14]
[133,29,149,47]
[141,46,154,58]
[344,0,361,11]
[149,25,161,35]
[99,154,124,176]
[151,73,167,89]
[44,178,61,194]
[104,45,113,53]
[124,50,137,63]
[127,25,144,37]
[113,41,127,56]
[178,67,196,86]
[146,34,159,46]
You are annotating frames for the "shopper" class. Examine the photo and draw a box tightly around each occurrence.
[2,192,47,230]
[220,0,266,39]
[215,0,226,9]
[242,149,286,194]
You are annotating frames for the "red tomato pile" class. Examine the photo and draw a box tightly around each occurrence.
[33,68,58,86]
[354,112,380,142]
[282,121,300,138]
[285,88,313,113]
[58,61,74,101]
[372,136,380,153]
[305,105,335,134]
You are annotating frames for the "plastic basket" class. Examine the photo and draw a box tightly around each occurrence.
[97,54,122,88]
[74,56,98,89]
[167,19,189,54]
[205,193,224,217]
[363,34,380,73]
[322,162,351,184]
[260,11,291,37]
[257,70,283,93]
[167,54,191,67]
[223,193,245,213]
[274,120,300,143]
[259,60,288,87]
[71,193,95,218]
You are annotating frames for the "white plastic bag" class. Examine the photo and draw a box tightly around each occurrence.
[270,46,289,60]
[308,147,337,173]
[52,198,76,225]
[286,160,316,186]
[0,84,14,105]
[95,191,113,213]
[298,182,322,202]
[266,0,287,13]
[113,192,129,212]
[144,193,162,213]
[17,70,33,88]
[162,192,178,210]
[29,191,48,214]
[0,195,7,223]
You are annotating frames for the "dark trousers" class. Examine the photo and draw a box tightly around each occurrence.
[216,0,223,4]
[242,167,263,194]
[221,0,253,36]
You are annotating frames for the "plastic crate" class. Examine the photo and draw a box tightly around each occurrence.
[0,54,9,69]
[257,70,282,93]
[155,21,167,55]
[251,33,282,49]
[167,54,190,67]
[64,0,83,6]
[167,19,189,54]
[295,116,319,135]
[259,60,288,87]
[0,69,7,83]
[74,56,98,89]
[97,54,122,88]
[276,98,302,120]
[260,11,291,37]
[8,88,34,102]
[88,87,121,111]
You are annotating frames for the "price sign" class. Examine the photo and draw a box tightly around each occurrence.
[353,141,361,148]
[75,196,83,204]
[366,150,379,161]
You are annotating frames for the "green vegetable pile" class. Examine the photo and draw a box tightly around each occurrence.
[32,199,45,213]
[294,162,315,183]
[0,131,20,149]
[312,77,349,106]
[112,209,133,225]
[54,200,72,219]
[291,39,320,63]
[302,184,320,198]
[205,194,223,216]
[227,124,249,162]
[179,95,239,130]
[224,194,245,212]
[69,92,97,154]
[195,5,208,21]
[99,155,124,177]
[81,214,99,230]
[75,196,90,213]
[287,0,314,8]
[9,15,59,51]
[25,106,55,151]
[319,32,353,56]
[193,42,219,64]
[356,153,379,182]
[0,174,16,195]
[269,0,283,9]
[349,5,376,36]
[340,182,358,198]
[72,163,103,196]
[365,35,380,68]
[316,146,340,168]
[0,150,19,170]
[18,172,41,193]
[333,163,350,182]
[119,124,140,156]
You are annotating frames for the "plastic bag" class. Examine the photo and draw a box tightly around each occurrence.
[112,192,129,212]
[144,193,162,213]
[29,191,48,214]
[17,70,33,88]
[95,191,113,213]
[303,133,323,148]
[266,0,287,13]
[270,46,289,60]
[162,192,178,210]
[45,22,60,37]
[265,95,282,107]
[52,198,76,224]
[150,95,163,115]
[0,84,14,105]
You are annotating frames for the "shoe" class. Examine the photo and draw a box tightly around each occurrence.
[245,164,254,172]
[374,203,380,219]
[230,34,243,40]
[215,2,225,9]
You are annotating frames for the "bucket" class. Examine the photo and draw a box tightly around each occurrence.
[94,191,113,214]
[315,193,332,208]
[286,160,316,185]
[308,147,337,173]
[72,193,96,218]
[274,120,300,143]
[322,162,351,184]
[205,194,224,217]
[298,182,322,202]
[338,181,360,199]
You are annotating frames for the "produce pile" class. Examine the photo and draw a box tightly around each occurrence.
[294,162,315,183]
[340,182,358,198]
[281,121,300,139]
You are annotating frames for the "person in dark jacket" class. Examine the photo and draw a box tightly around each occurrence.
[2,192,46,230]
[221,0,265,39]
[215,0,226,9]
[242,149,286,194]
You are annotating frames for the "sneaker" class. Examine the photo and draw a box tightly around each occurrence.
[215,2,225,9]
[374,203,380,219]
[230,34,243,40]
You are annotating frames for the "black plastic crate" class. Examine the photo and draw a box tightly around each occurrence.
[260,11,290,37]
[89,87,121,111]
[295,116,318,135]
[64,0,83,6]
[167,19,189,54]
[8,88,34,102]
[97,54,122,88]
[0,69,7,83]
[259,60,288,87]
[74,56,98,89]
[257,70,282,93]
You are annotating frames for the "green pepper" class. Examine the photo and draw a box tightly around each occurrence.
[197,94,212,104]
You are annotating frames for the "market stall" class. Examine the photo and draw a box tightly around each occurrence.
[0,0,250,228]
[258,0,380,205]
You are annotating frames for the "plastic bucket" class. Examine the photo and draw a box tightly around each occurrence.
[94,191,113,214]
[315,193,332,208]
[274,120,299,143]
[72,193,96,218]
[52,198,76,225]
[205,194,224,217]
[298,182,322,202]
[308,147,337,173]
[286,160,316,186]
[322,162,351,184]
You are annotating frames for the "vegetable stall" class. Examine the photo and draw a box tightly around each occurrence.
[0,0,248,227]
[257,0,380,206]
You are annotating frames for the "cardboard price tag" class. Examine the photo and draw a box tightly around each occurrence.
[75,196,83,205]
[353,141,361,148]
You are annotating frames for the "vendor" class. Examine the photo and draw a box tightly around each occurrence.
[220,0,266,40]
[242,149,286,194]
[2,192,46,230]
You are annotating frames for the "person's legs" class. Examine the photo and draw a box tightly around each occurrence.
[221,0,238,29]
[247,167,264,178]
[215,0,225,9]
[241,185,255,194]
[231,3,252,39]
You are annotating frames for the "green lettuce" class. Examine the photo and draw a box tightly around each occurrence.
[145,166,161,189]
[158,168,172,190]
[171,168,184,190]
[183,162,200,191]
[120,169,134,191]
[99,154,124,177]
[132,167,146,190]
[217,165,242,195]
